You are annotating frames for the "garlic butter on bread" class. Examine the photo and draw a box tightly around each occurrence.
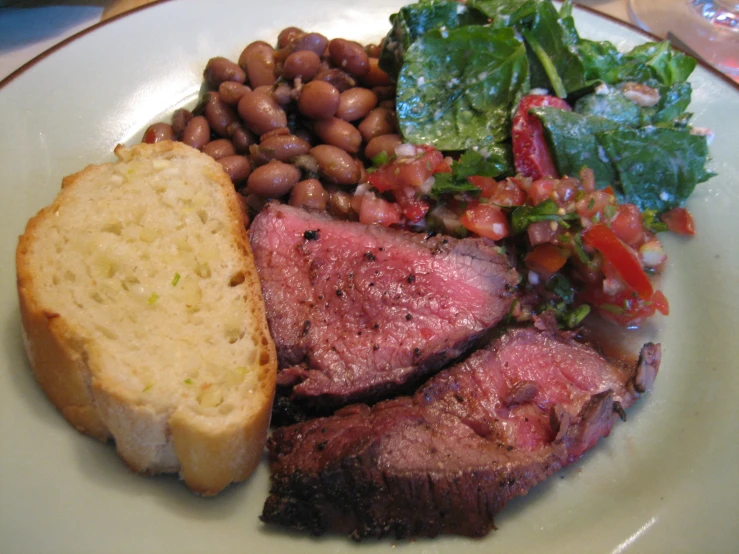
[16,141,277,495]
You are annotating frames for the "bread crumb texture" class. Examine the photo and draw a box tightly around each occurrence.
[16,142,276,494]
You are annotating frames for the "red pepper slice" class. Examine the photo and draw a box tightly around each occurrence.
[582,223,653,299]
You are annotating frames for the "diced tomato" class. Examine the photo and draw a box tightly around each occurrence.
[358,192,402,226]
[368,146,447,192]
[527,220,559,246]
[610,203,645,247]
[468,176,527,206]
[582,223,653,299]
[582,287,669,327]
[576,190,616,220]
[661,207,696,235]
[392,186,430,223]
[512,94,571,180]
[460,202,510,240]
[524,178,556,205]
[524,243,569,280]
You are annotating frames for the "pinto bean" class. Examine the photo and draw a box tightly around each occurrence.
[277,26,304,49]
[204,57,246,89]
[171,108,193,138]
[313,67,356,92]
[293,32,329,56]
[205,94,240,137]
[365,43,382,58]
[237,90,287,136]
[329,39,370,77]
[289,179,329,210]
[361,58,391,87]
[358,107,396,142]
[202,138,236,160]
[298,80,340,119]
[328,189,354,217]
[142,122,174,144]
[364,134,403,161]
[253,134,312,164]
[238,41,276,88]
[336,87,378,122]
[313,118,362,154]
[218,155,252,184]
[182,116,210,150]
[247,159,301,197]
[218,81,251,105]
[231,126,256,153]
[282,50,321,81]
[310,144,361,185]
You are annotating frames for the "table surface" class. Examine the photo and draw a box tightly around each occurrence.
[0,0,630,82]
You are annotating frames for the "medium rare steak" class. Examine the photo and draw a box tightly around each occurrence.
[261,327,660,539]
[249,203,519,409]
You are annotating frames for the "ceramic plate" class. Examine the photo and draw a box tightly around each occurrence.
[1,1,737,552]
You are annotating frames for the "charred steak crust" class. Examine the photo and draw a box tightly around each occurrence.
[249,203,519,409]
[261,327,661,539]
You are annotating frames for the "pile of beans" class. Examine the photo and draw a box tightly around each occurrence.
[142,27,403,218]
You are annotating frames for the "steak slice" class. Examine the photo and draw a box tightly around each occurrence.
[249,203,519,409]
[261,327,660,539]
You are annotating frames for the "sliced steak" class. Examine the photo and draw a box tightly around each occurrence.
[249,203,519,409]
[261,327,660,539]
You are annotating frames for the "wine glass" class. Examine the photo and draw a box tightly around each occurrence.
[628,0,739,79]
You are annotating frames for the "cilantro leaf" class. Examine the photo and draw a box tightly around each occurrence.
[429,148,512,199]
[511,199,576,233]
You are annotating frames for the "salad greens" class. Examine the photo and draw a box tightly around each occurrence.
[380,0,712,213]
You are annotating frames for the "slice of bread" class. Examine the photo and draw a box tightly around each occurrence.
[16,141,277,495]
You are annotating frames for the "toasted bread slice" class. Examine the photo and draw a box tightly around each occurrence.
[16,141,277,495]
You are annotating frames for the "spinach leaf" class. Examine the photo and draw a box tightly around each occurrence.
[642,81,692,125]
[378,0,487,80]
[430,147,513,198]
[605,41,696,86]
[530,106,620,188]
[468,0,531,21]
[575,87,641,127]
[396,26,529,150]
[597,126,713,211]
[510,0,588,97]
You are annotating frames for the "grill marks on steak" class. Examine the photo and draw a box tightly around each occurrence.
[249,203,519,408]
[261,327,660,539]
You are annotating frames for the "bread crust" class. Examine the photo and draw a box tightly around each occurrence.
[16,141,277,495]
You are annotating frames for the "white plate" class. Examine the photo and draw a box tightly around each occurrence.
[1,1,738,552]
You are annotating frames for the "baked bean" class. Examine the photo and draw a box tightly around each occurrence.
[247,159,301,197]
[298,81,340,119]
[282,50,321,81]
[313,67,356,92]
[237,90,287,136]
[260,127,290,141]
[171,108,193,137]
[361,58,391,87]
[289,179,329,210]
[232,127,256,153]
[364,133,403,161]
[218,155,252,184]
[202,138,236,160]
[358,107,396,142]
[253,134,311,164]
[218,81,251,105]
[182,116,210,150]
[238,41,276,88]
[310,144,361,185]
[277,26,304,49]
[336,87,378,122]
[272,82,293,106]
[142,122,175,144]
[313,118,362,154]
[293,32,329,56]
[328,189,354,217]
[204,57,246,89]
[253,85,273,96]
[205,94,240,137]
[329,39,370,77]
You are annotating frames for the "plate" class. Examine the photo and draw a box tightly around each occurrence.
[1,1,738,552]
